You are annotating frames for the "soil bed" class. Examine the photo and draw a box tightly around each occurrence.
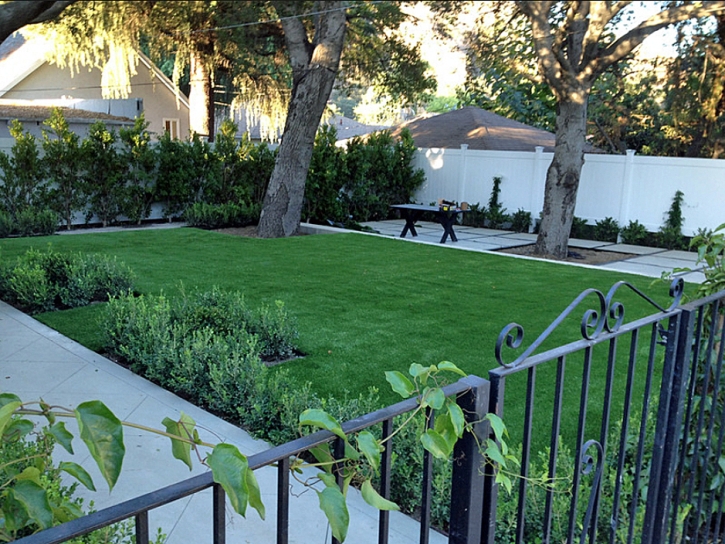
[498,244,633,265]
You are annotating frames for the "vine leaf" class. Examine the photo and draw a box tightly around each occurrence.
[486,413,508,442]
[447,402,466,437]
[437,361,466,376]
[74,400,125,491]
[162,412,196,470]
[48,421,75,454]
[246,468,266,520]
[12,479,53,530]
[59,461,96,491]
[420,429,453,459]
[385,371,415,398]
[356,431,382,473]
[317,485,349,542]
[207,443,250,517]
[299,409,346,440]
[0,400,22,436]
[361,480,399,511]
[0,392,21,407]
[421,387,445,410]
[310,443,334,473]
[409,363,434,383]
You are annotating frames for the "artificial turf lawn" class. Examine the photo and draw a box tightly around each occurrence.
[0,227,685,446]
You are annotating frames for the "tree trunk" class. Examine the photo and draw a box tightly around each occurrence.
[534,98,588,258]
[189,48,214,141]
[257,2,347,238]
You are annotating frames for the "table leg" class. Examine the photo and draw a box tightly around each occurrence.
[438,212,459,243]
[399,211,420,238]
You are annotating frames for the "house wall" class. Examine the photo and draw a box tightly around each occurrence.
[412,146,725,236]
[2,61,190,139]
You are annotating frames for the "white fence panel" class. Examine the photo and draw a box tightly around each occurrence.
[412,147,725,236]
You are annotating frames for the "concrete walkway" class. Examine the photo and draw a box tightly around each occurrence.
[0,300,446,543]
[1,221,706,542]
[359,219,706,283]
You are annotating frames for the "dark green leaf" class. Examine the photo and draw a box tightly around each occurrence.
[208,444,249,516]
[433,412,458,451]
[48,421,74,454]
[13,480,53,530]
[4,418,34,441]
[361,479,399,511]
[59,462,96,491]
[74,400,125,491]
[385,371,415,398]
[317,486,349,542]
[299,409,345,440]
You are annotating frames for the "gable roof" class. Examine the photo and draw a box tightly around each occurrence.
[389,106,601,153]
[0,34,189,110]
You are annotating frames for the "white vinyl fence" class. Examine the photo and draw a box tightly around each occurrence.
[3,137,725,235]
[412,145,725,236]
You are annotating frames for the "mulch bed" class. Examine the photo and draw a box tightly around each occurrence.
[497,244,633,265]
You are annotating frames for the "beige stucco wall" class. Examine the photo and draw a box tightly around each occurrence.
[3,61,190,140]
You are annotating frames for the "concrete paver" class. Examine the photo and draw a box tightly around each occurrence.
[357,221,706,283]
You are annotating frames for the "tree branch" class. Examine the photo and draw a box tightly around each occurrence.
[591,1,725,78]
[0,1,76,44]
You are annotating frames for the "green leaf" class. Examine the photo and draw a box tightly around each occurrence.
[421,387,445,410]
[433,412,458,451]
[0,400,22,436]
[299,409,345,440]
[162,413,196,470]
[59,462,96,491]
[420,429,453,459]
[356,431,382,473]
[245,468,265,520]
[4,418,33,441]
[208,444,249,516]
[48,421,74,454]
[384,371,415,398]
[361,479,399,511]
[12,479,53,530]
[409,363,434,384]
[15,466,42,485]
[310,443,334,473]
[485,413,508,442]
[74,400,125,491]
[447,402,466,438]
[485,439,507,466]
[437,361,466,377]
[317,486,349,542]
[0,393,21,407]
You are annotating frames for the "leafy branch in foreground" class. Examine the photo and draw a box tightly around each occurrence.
[2,362,519,542]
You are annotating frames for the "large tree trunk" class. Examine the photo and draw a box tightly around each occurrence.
[257,2,347,238]
[189,48,214,141]
[534,98,588,258]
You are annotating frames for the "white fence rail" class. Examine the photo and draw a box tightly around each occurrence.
[412,146,725,236]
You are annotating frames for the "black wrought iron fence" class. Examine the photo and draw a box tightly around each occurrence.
[14,376,489,544]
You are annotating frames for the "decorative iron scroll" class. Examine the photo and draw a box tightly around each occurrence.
[578,439,604,544]
[495,278,684,367]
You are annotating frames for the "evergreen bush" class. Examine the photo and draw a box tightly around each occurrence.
[593,216,620,242]
[620,220,649,245]
[658,190,687,250]
[0,248,134,314]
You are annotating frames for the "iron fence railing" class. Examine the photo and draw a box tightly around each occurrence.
[15,376,489,544]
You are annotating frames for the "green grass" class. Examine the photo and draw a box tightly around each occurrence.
[0,228,682,446]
